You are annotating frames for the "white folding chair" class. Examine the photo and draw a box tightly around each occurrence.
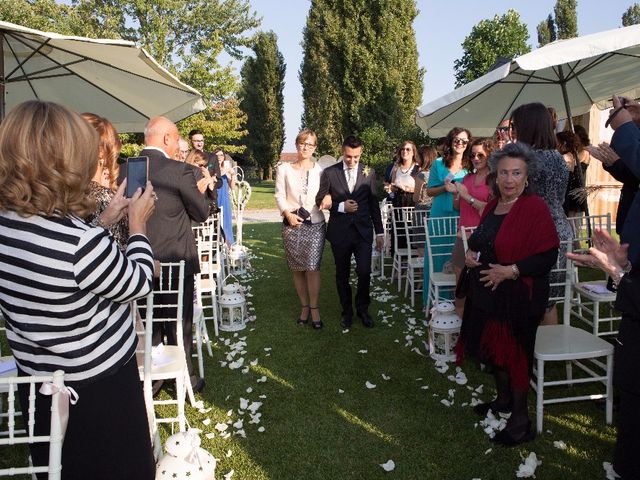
[379,201,394,278]
[568,213,621,336]
[404,208,429,307]
[530,244,614,433]
[460,226,476,253]
[424,216,459,315]
[0,370,67,479]
[390,206,414,291]
[137,261,196,435]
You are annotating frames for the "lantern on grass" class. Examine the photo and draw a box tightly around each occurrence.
[371,248,381,276]
[227,243,248,274]
[428,300,462,362]
[219,276,247,332]
[155,431,216,480]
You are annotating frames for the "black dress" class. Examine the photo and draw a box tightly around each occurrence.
[458,210,557,389]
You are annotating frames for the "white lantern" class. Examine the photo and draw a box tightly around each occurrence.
[227,244,248,274]
[371,248,381,276]
[219,279,247,332]
[428,300,462,362]
[155,431,216,480]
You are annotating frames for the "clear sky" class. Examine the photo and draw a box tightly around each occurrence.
[236,0,633,151]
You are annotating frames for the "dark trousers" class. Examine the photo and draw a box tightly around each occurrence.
[19,356,155,480]
[613,316,640,479]
[330,227,373,317]
[152,271,196,382]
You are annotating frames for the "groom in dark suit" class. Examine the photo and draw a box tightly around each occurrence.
[141,117,210,392]
[316,135,384,328]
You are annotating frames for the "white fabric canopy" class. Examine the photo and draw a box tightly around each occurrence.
[416,24,640,137]
[1,21,206,132]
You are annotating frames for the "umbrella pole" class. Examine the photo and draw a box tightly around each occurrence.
[559,65,591,235]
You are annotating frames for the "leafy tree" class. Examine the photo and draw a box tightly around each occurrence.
[537,14,557,46]
[622,3,640,25]
[554,0,578,39]
[239,31,285,180]
[454,9,530,87]
[300,0,424,159]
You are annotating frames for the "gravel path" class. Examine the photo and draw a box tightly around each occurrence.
[242,209,281,223]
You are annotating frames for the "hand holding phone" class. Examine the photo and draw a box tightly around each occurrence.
[126,156,149,198]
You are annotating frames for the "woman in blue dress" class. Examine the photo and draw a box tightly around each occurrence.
[422,127,471,307]
[215,148,236,246]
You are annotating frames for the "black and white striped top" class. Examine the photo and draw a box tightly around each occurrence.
[0,210,154,386]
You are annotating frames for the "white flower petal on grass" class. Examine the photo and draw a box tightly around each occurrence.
[475,384,484,394]
[240,398,249,410]
[226,409,233,416]
[250,359,258,366]
[233,419,244,429]
[553,440,567,450]
[199,407,212,414]
[259,395,267,399]
[241,367,250,374]
[435,362,449,374]
[338,389,345,394]
[228,358,244,370]
[455,372,468,385]
[258,426,265,433]
[205,432,216,439]
[342,329,350,334]
[263,347,272,352]
[202,418,211,426]
[421,385,429,390]
[248,402,263,413]
[257,376,267,383]
[381,374,391,381]
[516,452,541,478]
[226,450,233,458]
[223,469,234,480]
[235,429,246,438]
[380,460,395,472]
[411,347,425,356]
[484,448,492,455]
[440,399,452,407]
[365,381,377,389]
[215,423,229,432]
[246,387,253,394]
[447,375,456,382]
[249,413,262,424]
[603,462,621,480]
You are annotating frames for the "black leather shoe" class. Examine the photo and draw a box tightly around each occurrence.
[359,312,374,328]
[491,421,535,446]
[192,377,205,394]
[473,400,512,417]
[340,316,353,329]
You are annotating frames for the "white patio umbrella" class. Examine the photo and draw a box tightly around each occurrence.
[416,24,640,137]
[0,20,206,131]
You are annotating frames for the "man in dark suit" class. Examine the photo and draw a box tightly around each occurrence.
[316,135,384,328]
[143,117,210,393]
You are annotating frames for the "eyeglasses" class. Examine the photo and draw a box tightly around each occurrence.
[470,152,486,159]
[453,138,469,145]
[297,142,316,149]
[496,126,510,133]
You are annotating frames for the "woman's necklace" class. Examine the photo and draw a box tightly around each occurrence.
[499,196,519,205]
[400,162,414,175]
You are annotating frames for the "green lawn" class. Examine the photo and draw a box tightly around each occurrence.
[247,181,276,210]
[185,222,615,479]
[1,221,618,479]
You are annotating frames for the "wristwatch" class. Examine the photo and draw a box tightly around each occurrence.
[469,197,475,205]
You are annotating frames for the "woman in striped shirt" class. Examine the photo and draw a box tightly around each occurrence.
[0,101,157,479]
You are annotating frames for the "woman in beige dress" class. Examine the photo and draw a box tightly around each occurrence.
[275,129,326,329]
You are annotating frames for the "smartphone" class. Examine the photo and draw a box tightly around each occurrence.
[125,156,149,198]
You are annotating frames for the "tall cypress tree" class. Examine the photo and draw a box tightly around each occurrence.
[300,0,423,157]
[239,31,286,180]
[554,0,578,39]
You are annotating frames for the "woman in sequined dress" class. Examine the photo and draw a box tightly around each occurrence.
[82,113,129,250]
[275,129,326,329]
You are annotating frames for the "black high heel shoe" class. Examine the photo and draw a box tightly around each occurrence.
[297,305,309,326]
[310,306,322,329]
[491,421,535,446]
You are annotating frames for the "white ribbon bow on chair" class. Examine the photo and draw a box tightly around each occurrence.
[39,382,79,437]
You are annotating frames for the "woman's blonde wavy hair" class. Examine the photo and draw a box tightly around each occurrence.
[0,100,99,218]
[81,112,122,190]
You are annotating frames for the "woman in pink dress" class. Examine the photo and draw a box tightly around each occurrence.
[451,138,494,316]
